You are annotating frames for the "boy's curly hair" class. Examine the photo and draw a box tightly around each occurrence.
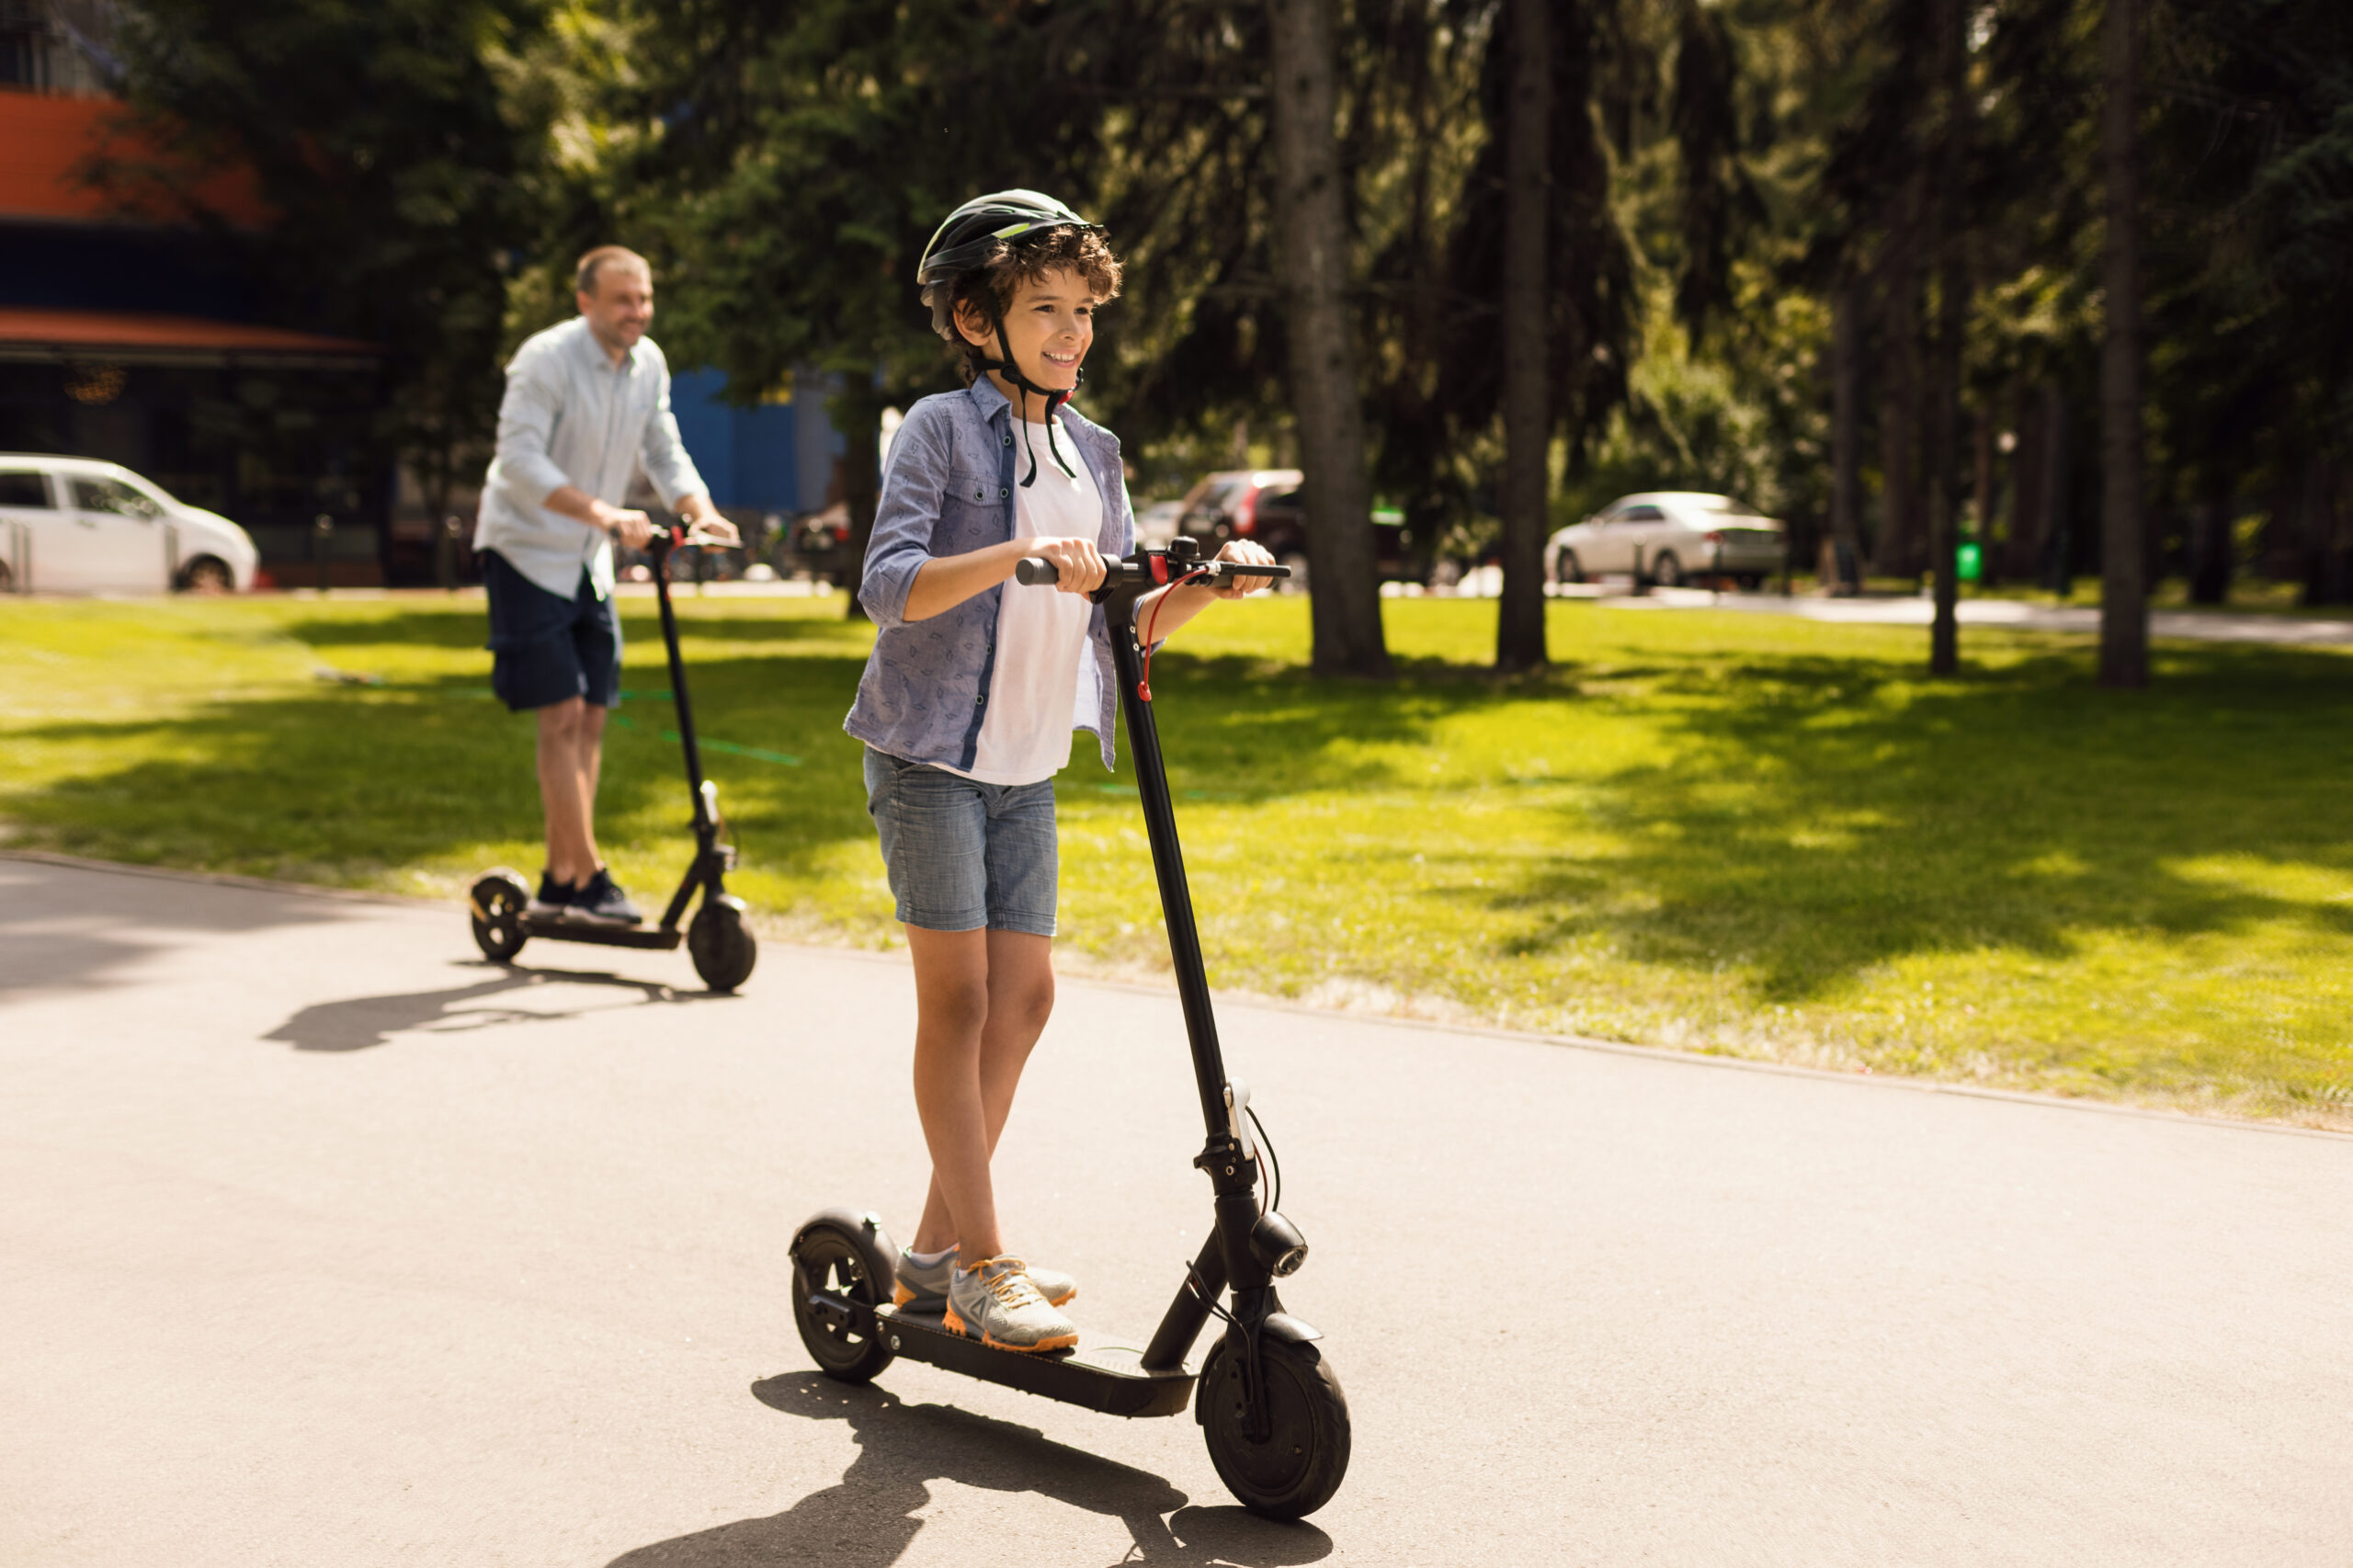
[921,225,1123,385]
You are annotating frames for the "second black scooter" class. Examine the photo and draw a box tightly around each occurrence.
[465,524,757,993]
[789,538,1349,1521]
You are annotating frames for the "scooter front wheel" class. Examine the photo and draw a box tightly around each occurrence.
[1198,1334,1351,1520]
[790,1210,898,1384]
[468,869,531,962]
[688,895,757,992]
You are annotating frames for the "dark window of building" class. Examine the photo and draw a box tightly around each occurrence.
[0,471,52,507]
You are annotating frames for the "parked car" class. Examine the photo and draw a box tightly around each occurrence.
[1546,492,1785,589]
[0,455,258,594]
[1175,469,1426,590]
[1134,498,1184,544]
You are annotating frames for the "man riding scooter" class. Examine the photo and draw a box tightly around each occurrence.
[474,244,741,925]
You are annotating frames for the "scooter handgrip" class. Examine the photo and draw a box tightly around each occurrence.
[1014,557,1060,586]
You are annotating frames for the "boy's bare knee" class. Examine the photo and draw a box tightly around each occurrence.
[997,971,1054,1035]
[922,973,994,1040]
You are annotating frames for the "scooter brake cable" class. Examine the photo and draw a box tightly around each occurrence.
[1246,1105,1280,1214]
[1137,566,1208,699]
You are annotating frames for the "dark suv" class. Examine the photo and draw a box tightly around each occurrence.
[1174,469,1426,590]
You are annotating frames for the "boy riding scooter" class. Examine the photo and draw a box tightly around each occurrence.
[843,192,1276,1352]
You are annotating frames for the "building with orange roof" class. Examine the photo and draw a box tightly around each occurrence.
[2,1,391,585]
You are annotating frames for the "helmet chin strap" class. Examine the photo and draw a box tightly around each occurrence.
[978,321,1081,487]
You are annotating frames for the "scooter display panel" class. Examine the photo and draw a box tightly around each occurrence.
[876,1303,1197,1418]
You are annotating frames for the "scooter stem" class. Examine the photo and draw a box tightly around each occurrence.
[1107,597,1233,1140]
[649,530,711,832]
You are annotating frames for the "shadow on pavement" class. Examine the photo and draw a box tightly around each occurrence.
[601,1373,1333,1568]
[0,856,366,996]
[262,962,732,1051]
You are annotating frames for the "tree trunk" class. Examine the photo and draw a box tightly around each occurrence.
[2097,0,2147,687]
[2004,384,2047,582]
[1926,0,1969,676]
[2040,384,2075,596]
[1267,0,1390,676]
[2301,455,2340,606]
[1972,405,1999,588]
[2187,490,2232,605]
[1828,278,1863,594]
[1495,0,1552,671]
[832,381,884,623]
[1872,186,1924,578]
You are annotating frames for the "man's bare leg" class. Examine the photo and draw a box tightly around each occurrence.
[907,928,1055,1260]
[536,697,608,885]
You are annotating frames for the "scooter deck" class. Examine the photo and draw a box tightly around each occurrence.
[518,915,683,951]
[877,1302,1196,1418]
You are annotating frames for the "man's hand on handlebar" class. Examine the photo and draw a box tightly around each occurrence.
[1209,539,1279,598]
[601,506,655,551]
[677,497,742,550]
[1030,535,1108,597]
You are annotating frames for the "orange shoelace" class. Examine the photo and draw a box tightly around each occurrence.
[965,1256,1045,1309]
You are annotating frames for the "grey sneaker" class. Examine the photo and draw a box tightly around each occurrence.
[944,1256,1078,1353]
[894,1244,1075,1311]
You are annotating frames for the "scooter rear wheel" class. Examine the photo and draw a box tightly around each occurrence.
[790,1212,897,1384]
[468,870,531,962]
[688,896,757,992]
[1198,1334,1351,1520]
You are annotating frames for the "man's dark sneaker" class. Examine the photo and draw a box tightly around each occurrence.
[568,867,642,926]
[527,870,573,918]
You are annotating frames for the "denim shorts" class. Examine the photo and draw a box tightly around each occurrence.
[863,747,1059,936]
[481,551,621,712]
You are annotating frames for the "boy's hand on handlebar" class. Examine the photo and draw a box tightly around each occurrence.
[1211,539,1278,597]
[1032,536,1108,596]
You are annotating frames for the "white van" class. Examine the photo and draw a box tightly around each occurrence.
[0,454,260,595]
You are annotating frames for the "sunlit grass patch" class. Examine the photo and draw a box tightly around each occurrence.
[3,589,2348,1127]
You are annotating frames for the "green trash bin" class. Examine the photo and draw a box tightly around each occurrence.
[1956,540,1983,584]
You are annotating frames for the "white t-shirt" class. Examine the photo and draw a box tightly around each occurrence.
[942,419,1104,786]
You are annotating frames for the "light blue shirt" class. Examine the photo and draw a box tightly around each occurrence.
[475,316,707,599]
[846,377,1134,774]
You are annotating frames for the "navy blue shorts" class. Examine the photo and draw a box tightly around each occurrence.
[481,551,621,712]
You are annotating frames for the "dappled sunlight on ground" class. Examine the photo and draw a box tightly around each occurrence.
[4,592,2349,1126]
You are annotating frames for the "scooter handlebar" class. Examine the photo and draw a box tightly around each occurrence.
[1013,556,1291,588]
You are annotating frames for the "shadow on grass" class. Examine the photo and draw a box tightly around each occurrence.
[0,651,882,886]
[16,605,2353,1042]
[1479,641,2353,1006]
[279,607,876,653]
[601,1372,1330,1567]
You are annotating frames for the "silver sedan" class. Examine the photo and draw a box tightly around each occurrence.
[1547,492,1786,588]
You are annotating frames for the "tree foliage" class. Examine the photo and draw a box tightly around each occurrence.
[104,0,565,518]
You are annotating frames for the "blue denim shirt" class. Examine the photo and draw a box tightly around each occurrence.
[845,377,1133,773]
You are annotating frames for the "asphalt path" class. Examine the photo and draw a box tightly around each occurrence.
[3,853,2347,1566]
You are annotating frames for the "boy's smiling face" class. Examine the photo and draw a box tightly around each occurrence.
[958,267,1097,403]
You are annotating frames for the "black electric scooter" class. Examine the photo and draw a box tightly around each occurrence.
[466,525,758,993]
[789,538,1349,1520]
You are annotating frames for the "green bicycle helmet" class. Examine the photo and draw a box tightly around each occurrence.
[917,189,1102,486]
[917,189,1099,290]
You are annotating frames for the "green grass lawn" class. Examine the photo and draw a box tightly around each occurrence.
[5,588,2349,1128]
